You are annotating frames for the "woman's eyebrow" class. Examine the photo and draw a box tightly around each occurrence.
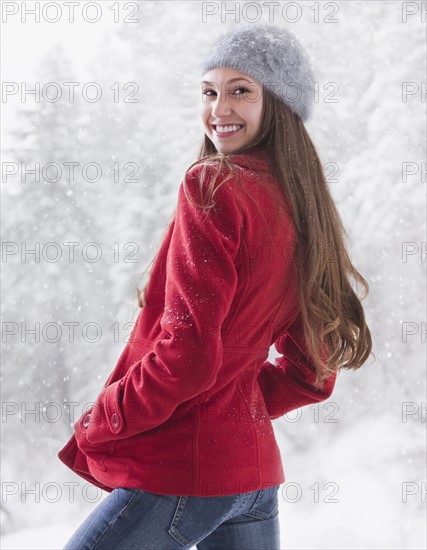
[201,77,252,84]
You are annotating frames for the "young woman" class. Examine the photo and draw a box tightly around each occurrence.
[59,24,372,550]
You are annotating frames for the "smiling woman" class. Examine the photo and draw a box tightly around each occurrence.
[200,70,264,154]
[59,23,372,550]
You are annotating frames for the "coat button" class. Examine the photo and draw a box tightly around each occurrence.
[111,412,120,430]
[82,413,91,428]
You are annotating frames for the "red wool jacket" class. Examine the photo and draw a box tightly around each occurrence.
[58,145,337,497]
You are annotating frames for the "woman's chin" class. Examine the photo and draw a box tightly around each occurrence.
[214,141,242,155]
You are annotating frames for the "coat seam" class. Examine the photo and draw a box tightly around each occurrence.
[236,379,261,487]
[221,228,251,341]
[193,400,201,493]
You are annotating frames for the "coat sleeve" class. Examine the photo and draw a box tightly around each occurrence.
[257,314,337,418]
[83,164,242,444]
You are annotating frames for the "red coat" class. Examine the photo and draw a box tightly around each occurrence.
[58,146,337,497]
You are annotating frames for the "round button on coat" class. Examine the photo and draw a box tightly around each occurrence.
[82,414,91,428]
[111,412,120,429]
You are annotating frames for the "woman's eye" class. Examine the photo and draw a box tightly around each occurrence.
[202,89,216,97]
[233,87,249,95]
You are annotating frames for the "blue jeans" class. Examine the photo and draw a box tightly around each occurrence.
[63,485,281,549]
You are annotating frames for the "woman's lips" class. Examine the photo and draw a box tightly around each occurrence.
[211,124,244,138]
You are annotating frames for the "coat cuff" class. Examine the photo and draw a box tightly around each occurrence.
[83,380,125,444]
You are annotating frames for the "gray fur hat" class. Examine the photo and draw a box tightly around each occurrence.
[199,24,315,122]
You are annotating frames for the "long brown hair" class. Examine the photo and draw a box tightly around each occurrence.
[136,86,373,389]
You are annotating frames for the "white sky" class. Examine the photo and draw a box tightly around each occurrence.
[1,1,117,137]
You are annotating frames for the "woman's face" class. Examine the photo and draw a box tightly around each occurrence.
[200,67,263,154]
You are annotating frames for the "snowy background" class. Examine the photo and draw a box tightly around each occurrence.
[1,1,426,548]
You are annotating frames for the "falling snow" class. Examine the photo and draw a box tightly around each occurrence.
[2,2,425,548]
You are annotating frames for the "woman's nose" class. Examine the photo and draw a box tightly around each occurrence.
[211,95,232,118]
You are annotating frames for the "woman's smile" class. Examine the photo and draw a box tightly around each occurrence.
[211,123,245,137]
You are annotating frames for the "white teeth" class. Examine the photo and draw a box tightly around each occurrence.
[215,125,243,133]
